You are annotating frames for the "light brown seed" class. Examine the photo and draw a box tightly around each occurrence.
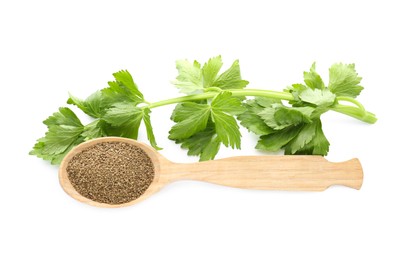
[66,141,154,205]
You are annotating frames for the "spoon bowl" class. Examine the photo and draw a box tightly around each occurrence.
[59,137,168,208]
[59,137,363,208]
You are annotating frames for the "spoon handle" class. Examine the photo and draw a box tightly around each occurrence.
[165,156,363,191]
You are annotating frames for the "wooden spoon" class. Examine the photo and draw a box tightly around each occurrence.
[59,137,363,208]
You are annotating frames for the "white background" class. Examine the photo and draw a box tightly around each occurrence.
[1,0,399,259]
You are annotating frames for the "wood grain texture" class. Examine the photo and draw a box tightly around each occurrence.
[59,137,363,208]
[160,156,363,191]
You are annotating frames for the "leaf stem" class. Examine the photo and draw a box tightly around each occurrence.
[331,104,377,124]
[145,88,376,124]
[230,89,294,100]
[336,96,366,113]
[146,92,216,108]
[146,89,294,109]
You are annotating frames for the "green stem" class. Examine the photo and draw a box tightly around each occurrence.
[331,105,377,124]
[230,89,294,100]
[146,92,216,108]
[146,88,293,109]
[336,96,366,113]
[145,88,377,124]
[204,87,223,92]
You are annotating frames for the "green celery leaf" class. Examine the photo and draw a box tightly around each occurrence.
[176,122,221,161]
[254,97,282,107]
[211,92,243,149]
[143,108,161,150]
[298,88,336,107]
[309,120,330,155]
[30,107,84,164]
[211,91,246,115]
[67,90,104,118]
[31,136,85,165]
[40,108,83,155]
[213,60,249,89]
[173,59,203,94]
[103,102,143,127]
[49,137,85,165]
[238,97,281,136]
[212,109,241,149]
[256,126,303,152]
[81,120,107,140]
[199,135,221,161]
[43,107,83,127]
[42,125,83,155]
[303,62,325,90]
[112,70,144,101]
[202,56,223,88]
[275,106,314,125]
[103,104,160,149]
[169,102,211,140]
[170,102,209,122]
[291,119,330,155]
[284,121,317,154]
[101,124,137,140]
[286,83,307,105]
[169,103,190,122]
[328,63,363,98]
[238,113,273,135]
[173,57,249,94]
[170,91,244,160]
[170,91,244,154]
[258,105,314,130]
[102,102,143,139]
[102,70,144,106]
